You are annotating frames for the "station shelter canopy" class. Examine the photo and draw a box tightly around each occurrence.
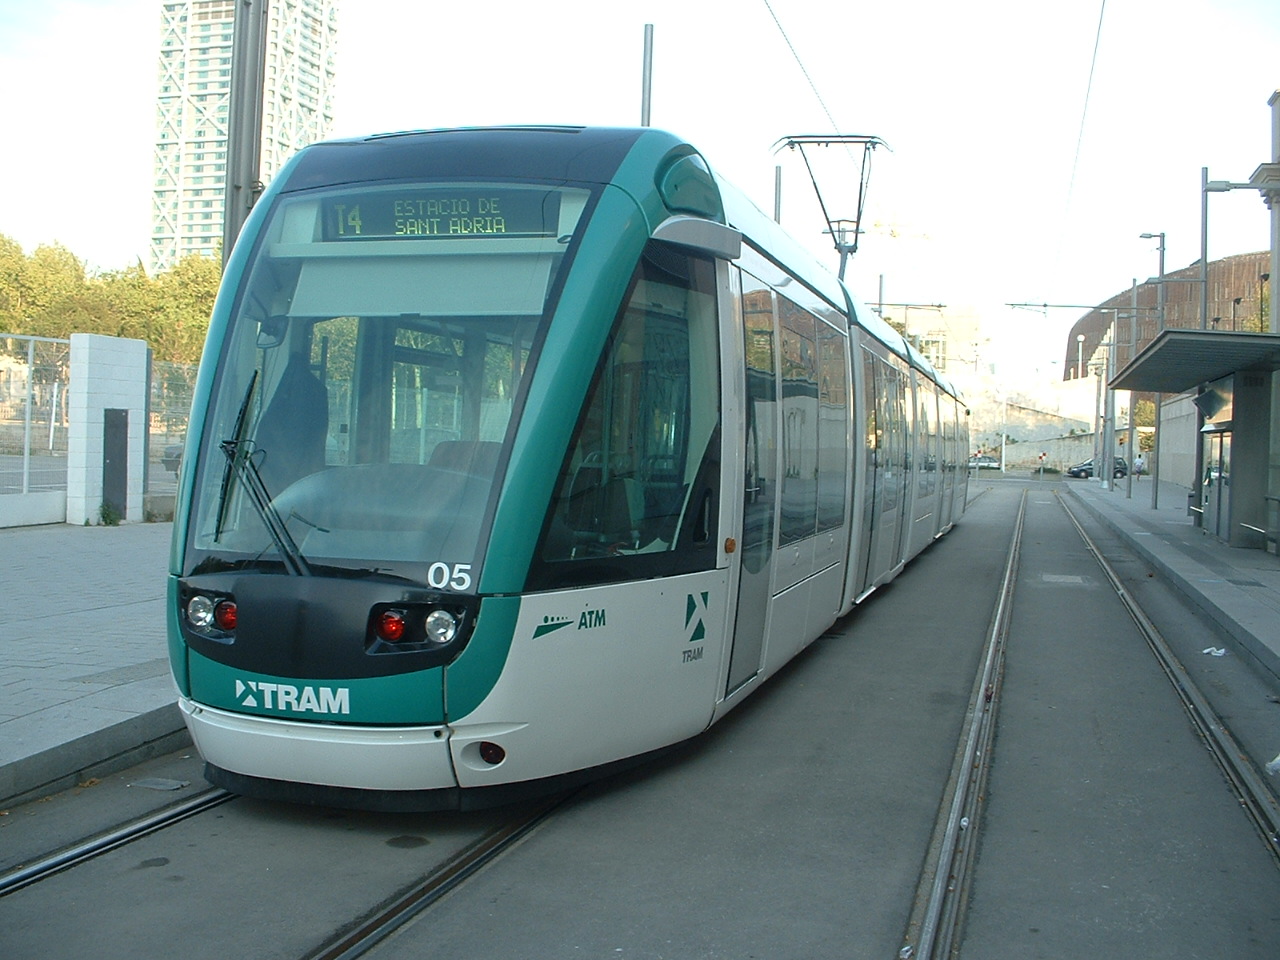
[1110,329,1280,395]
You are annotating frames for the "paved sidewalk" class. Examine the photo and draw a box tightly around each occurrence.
[2,477,1278,807]
[1,521,183,806]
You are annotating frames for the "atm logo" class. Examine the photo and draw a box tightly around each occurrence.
[234,679,350,715]
[532,609,607,639]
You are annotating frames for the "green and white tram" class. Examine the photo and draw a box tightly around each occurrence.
[169,126,967,810]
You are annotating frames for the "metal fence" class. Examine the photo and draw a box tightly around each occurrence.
[0,335,70,495]
[147,360,199,502]
[0,335,198,504]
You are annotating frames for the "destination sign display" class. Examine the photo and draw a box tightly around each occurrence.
[322,189,560,241]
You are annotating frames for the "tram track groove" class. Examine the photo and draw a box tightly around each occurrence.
[898,489,1027,960]
[1057,492,1280,867]
[300,789,580,960]
[0,787,234,897]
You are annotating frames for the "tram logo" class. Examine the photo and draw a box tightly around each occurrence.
[685,592,709,644]
[531,609,607,639]
[532,615,575,639]
[234,679,351,715]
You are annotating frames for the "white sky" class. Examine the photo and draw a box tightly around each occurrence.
[1,0,1277,388]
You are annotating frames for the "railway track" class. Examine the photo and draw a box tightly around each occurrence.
[897,490,1025,960]
[1,772,579,960]
[0,788,235,896]
[1058,493,1280,864]
[300,790,577,960]
[900,487,1280,960]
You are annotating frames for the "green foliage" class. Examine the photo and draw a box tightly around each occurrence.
[98,501,123,526]
[1132,398,1156,428]
[0,233,221,363]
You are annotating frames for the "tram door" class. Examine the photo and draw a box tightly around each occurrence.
[859,355,908,593]
[727,281,778,694]
[1202,431,1231,539]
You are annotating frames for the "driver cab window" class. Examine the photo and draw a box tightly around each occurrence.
[530,241,721,589]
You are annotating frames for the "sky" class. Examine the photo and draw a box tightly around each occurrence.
[1,0,1278,394]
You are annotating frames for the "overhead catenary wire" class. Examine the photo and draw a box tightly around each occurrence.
[760,1,885,275]
[1054,0,1109,277]
[760,0,843,138]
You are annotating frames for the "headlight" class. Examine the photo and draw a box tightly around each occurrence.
[424,609,459,645]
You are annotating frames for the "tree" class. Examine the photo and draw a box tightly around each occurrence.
[0,233,221,363]
[0,234,27,330]
[150,254,222,362]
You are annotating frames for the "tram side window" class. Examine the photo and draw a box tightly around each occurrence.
[531,242,720,589]
[778,297,818,545]
[917,382,935,496]
[816,316,848,532]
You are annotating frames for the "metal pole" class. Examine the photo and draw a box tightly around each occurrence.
[1102,324,1114,492]
[1093,365,1102,482]
[1192,168,1209,524]
[1200,167,1210,329]
[1127,282,1137,499]
[22,337,34,494]
[1270,90,1280,335]
[223,0,269,269]
[640,24,654,127]
[1152,235,1165,509]
[774,165,782,222]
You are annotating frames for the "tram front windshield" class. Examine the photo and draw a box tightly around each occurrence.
[185,182,593,581]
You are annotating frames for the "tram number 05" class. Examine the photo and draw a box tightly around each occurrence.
[427,562,473,591]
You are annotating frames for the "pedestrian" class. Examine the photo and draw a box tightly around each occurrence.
[1134,454,1146,479]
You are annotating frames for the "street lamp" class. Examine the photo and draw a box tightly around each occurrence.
[1140,232,1166,330]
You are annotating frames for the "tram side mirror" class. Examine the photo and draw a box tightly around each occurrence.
[256,315,288,349]
[651,216,742,261]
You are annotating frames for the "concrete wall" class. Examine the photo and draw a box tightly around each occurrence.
[1156,394,1199,490]
[66,334,150,525]
[0,491,67,528]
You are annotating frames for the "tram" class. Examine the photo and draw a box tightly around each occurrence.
[167,126,968,810]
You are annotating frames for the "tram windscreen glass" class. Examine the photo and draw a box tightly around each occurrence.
[321,189,562,241]
[185,181,593,583]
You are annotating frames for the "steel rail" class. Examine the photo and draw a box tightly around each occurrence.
[898,489,1027,959]
[302,790,578,960]
[0,788,234,896]
[1058,494,1280,866]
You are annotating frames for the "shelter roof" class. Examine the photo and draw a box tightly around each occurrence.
[1110,329,1280,393]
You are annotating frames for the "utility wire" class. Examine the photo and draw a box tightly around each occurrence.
[761,0,842,135]
[1058,1,1108,267]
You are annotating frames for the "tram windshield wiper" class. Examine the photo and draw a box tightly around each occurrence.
[214,372,311,576]
[214,372,256,541]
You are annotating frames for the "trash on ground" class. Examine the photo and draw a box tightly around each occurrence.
[129,778,191,791]
[1202,647,1227,657]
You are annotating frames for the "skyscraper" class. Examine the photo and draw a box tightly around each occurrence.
[150,0,339,273]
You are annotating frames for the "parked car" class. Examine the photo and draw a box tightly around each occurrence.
[968,454,1000,469]
[1066,456,1127,479]
[162,444,184,474]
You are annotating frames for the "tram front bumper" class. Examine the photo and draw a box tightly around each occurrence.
[179,696,457,792]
